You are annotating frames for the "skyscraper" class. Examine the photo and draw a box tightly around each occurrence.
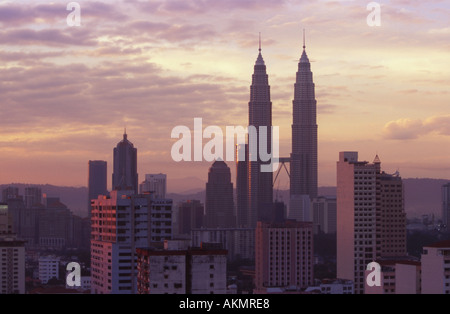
[139,174,167,199]
[236,144,248,227]
[1,186,19,203]
[337,152,407,294]
[205,160,235,228]
[442,183,450,231]
[88,161,107,214]
[178,200,204,236]
[290,32,318,204]
[248,39,273,227]
[24,186,42,209]
[112,131,138,194]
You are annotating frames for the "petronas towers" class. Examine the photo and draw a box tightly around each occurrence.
[237,32,318,228]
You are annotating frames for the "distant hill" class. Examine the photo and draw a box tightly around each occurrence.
[1,178,448,219]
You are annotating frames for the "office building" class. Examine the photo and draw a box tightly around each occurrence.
[443,183,450,231]
[112,131,138,193]
[236,144,248,228]
[290,33,318,203]
[312,196,337,234]
[88,160,107,214]
[177,200,204,236]
[205,160,235,228]
[255,221,314,293]
[24,186,42,209]
[248,40,273,228]
[139,174,167,199]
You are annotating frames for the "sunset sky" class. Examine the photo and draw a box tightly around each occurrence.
[0,0,449,192]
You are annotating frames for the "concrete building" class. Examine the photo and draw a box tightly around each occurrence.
[365,260,421,294]
[0,236,25,294]
[137,242,227,294]
[177,200,204,236]
[191,228,255,261]
[90,190,173,294]
[421,241,450,294]
[139,174,167,199]
[0,203,12,235]
[288,195,311,222]
[24,186,42,209]
[112,131,138,194]
[306,279,354,295]
[38,256,60,284]
[311,196,337,234]
[1,186,20,203]
[236,144,248,228]
[88,160,108,214]
[205,161,235,228]
[443,183,450,231]
[337,152,407,294]
[255,221,314,293]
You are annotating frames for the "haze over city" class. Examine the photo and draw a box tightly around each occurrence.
[1,0,449,191]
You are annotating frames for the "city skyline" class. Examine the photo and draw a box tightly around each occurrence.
[1,0,450,191]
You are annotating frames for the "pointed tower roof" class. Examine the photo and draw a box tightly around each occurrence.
[300,29,310,63]
[373,154,381,164]
[255,32,265,66]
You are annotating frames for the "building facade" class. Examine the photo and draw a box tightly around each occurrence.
[112,132,138,193]
[90,190,173,294]
[88,160,108,214]
[137,244,227,294]
[205,161,235,228]
[312,196,337,234]
[177,200,204,236]
[139,174,167,199]
[421,241,450,294]
[443,183,450,231]
[38,256,60,284]
[0,237,25,294]
[337,152,407,294]
[255,221,314,293]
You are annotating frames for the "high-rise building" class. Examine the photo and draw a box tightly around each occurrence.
[235,144,248,228]
[312,196,337,234]
[112,132,138,194]
[24,186,42,209]
[255,221,314,293]
[442,183,450,231]
[0,203,12,235]
[139,174,167,199]
[290,33,318,205]
[421,240,450,295]
[90,190,173,294]
[337,152,407,294]
[137,242,228,294]
[2,186,20,203]
[178,200,204,236]
[248,41,273,228]
[205,160,235,228]
[0,236,25,294]
[88,160,107,214]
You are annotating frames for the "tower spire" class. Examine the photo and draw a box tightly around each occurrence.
[303,28,306,50]
[259,32,261,52]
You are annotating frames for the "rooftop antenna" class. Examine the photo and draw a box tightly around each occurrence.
[259,32,261,52]
[303,28,306,50]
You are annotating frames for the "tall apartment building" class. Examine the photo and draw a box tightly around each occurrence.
[421,241,450,294]
[0,237,25,294]
[0,203,12,235]
[139,174,167,199]
[90,190,173,294]
[112,132,138,193]
[255,221,314,293]
[337,152,407,294]
[137,242,227,294]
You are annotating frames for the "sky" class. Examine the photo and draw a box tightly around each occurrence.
[0,0,449,193]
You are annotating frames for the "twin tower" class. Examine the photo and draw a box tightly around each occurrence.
[237,33,318,228]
